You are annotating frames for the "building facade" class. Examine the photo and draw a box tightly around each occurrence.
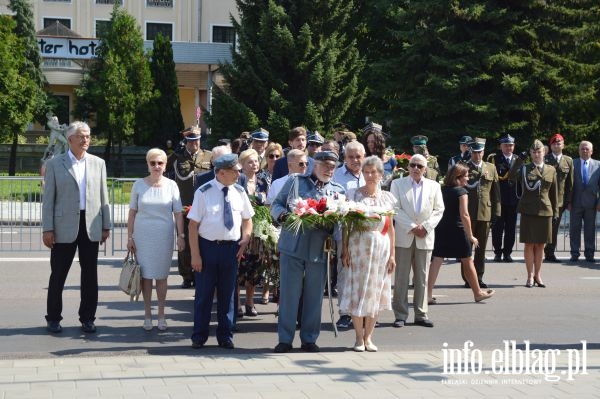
[0,0,237,134]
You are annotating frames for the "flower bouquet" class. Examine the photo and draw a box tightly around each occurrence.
[283,196,347,234]
[341,201,395,232]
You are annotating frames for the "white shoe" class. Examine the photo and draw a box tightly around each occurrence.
[143,318,153,331]
[365,342,378,352]
[157,318,168,331]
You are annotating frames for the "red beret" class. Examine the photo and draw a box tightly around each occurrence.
[549,133,564,145]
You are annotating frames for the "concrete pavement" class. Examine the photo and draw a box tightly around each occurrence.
[0,252,599,397]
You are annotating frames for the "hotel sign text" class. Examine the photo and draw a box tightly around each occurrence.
[38,37,100,60]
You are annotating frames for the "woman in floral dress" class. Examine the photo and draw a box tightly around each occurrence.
[340,156,396,352]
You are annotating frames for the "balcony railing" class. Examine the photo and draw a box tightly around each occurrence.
[95,0,123,5]
[147,0,173,7]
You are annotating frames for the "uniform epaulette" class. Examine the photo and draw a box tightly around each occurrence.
[487,153,497,163]
[233,183,245,193]
[199,183,212,192]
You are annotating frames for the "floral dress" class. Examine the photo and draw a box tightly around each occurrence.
[339,189,396,317]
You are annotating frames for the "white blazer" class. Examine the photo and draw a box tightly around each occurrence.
[390,176,444,250]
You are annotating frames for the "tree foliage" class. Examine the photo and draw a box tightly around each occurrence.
[207,0,366,144]
[74,3,154,173]
[364,1,600,159]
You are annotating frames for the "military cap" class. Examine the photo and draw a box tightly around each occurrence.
[362,122,383,134]
[213,153,241,171]
[251,128,269,141]
[498,134,515,144]
[314,151,339,163]
[307,131,325,144]
[469,137,486,152]
[333,122,352,132]
[459,135,473,145]
[549,133,564,145]
[411,135,429,146]
[182,126,201,140]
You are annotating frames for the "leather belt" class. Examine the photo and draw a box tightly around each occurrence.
[212,240,237,245]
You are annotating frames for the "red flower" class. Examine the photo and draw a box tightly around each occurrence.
[316,197,328,213]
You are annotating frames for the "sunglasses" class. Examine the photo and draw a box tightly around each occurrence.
[298,162,308,167]
[409,163,425,170]
[150,161,165,167]
[268,153,281,159]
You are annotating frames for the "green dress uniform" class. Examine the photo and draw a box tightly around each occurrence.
[543,153,573,258]
[509,158,559,244]
[425,155,441,181]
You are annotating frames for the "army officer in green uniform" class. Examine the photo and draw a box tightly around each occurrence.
[411,135,441,181]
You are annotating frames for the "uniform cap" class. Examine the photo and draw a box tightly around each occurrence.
[411,135,429,146]
[314,151,339,163]
[307,131,325,144]
[251,128,269,141]
[549,133,564,145]
[213,153,240,171]
[459,135,473,145]
[182,126,201,140]
[469,137,486,152]
[498,134,515,144]
[362,122,383,134]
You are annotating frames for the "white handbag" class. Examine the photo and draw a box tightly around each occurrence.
[119,251,141,301]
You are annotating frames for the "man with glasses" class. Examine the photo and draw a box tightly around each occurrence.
[460,138,500,288]
[271,151,345,353]
[390,154,444,328]
[306,132,324,158]
[188,154,254,349]
[42,121,111,334]
[266,149,308,204]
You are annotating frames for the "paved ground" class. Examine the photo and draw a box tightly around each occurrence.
[0,249,599,397]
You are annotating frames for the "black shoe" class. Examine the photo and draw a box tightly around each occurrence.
[181,280,194,289]
[586,257,596,263]
[81,321,96,333]
[274,342,293,353]
[301,342,320,353]
[245,305,258,317]
[392,319,405,328]
[533,277,546,288]
[219,340,235,349]
[525,280,533,288]
[192,340,205,349]
[503,255,513,263]
[414,319,434,328]
[463,282,471,288]
[570,255,579,262]
[478,281,488,289]
[493,254,502,262]
[544,254,559,263]
[374,321,380,328]
[336,315,352,329]
[331,288,338,298]
[46,321,62,334]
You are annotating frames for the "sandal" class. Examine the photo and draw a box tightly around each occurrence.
[157,318,168,331]
[475,289,495,302]
[428,297,437,305]
[261,297,269,305]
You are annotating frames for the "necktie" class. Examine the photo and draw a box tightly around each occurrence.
[583,161,589,187]
[222,186,234,230]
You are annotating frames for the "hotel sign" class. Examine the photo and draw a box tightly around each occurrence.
[38,37,101,60]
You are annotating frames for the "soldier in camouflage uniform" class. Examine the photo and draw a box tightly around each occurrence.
[168,126,212,288]
[411,135,441,181]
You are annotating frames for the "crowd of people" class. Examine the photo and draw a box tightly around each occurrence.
[41,120,598,352]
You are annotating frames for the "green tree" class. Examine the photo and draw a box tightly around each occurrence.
[143,32,184,147]
[74,4,154,175]
[365,1,600,159]
[207,0,366,144]
[4,0,47,176]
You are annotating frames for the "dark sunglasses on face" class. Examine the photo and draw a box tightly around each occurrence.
[150,161,165,166]
[409,163,425,170]
[268,153,281,159]
[298,162,308,167]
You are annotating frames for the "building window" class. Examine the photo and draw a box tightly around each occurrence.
[146,0,173,7]
[43,18,71,29]
[95,0,123,5]
[212,26,235,44]
[146,22,172,41]
[95,20,111,38]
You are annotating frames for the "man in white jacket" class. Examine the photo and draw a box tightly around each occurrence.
[390,154,444,328]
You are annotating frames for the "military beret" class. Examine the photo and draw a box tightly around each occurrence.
[314,151,339,163]
[498,134,515,144]
[459,135,473,145]
[411,135,428,146]
[307,131,325,144]
[251,128,269,141]
[469,137,486,152]
[182,126,201,140]
[549,133,564,145]
[213,153,240,171]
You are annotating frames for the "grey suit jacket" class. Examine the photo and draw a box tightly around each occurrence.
[570,158,600,209]
[42,152,111,243]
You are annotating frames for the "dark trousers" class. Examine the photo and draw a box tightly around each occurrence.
[492,205,517,256]
[545,206,566,257]
[46,211,99,323]
[192,237,238,345]
[569,206,597,259]
[462,220,490,282]
[177,218,194,282]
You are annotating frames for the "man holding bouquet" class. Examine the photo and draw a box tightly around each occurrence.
[271,151,345,353]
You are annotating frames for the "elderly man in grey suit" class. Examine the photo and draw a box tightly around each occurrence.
[569,141,600,262]
[42,121,111,334]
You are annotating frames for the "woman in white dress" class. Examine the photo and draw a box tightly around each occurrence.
[340,156,396,352]
[127,149,185,331]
